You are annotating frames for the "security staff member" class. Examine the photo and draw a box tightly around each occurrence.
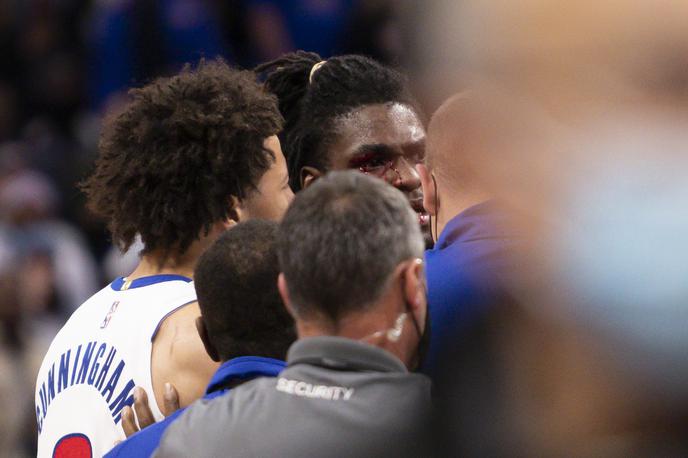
[155,171,432,458]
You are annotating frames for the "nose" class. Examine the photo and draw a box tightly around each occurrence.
[394,157,422,194]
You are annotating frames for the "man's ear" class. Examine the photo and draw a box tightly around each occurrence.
[224,195,245,228]
[300,166,322,190]
[195,316,220,362]
[277,273,298,319]
[402,259,427,322]
[416,163,438,217]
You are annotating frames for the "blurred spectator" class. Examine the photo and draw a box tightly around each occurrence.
[341,0,404,64]
[0,345,27,455]
[88,0,227,109]
[0,166,98,456]
[0,169,99,317]
[413,0,688,455]
[0,82,18,141]
[13,0,89,136]
[243,0,355,64]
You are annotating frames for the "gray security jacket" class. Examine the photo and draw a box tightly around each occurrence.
[154,336,432,458]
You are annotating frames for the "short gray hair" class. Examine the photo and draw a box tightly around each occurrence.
[277,171,425,320]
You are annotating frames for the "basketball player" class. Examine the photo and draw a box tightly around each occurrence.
[34,59,292,458]
[256,51,431,243]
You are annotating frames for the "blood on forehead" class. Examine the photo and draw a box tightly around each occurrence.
[329,103,426,169]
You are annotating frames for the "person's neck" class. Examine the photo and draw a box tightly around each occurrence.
[126,240,209,281]
[295,305,414,368]
[437,187,491,237]
[127,256,195,280]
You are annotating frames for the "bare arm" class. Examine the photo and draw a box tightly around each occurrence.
[151,302,219,411]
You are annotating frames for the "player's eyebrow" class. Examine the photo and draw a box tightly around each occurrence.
[404,138,426,159]
[350,143,399,158]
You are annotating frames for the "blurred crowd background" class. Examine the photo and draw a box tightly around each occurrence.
[0,1,405,455]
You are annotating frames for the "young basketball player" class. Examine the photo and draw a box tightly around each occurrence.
[256,51,430,242]
[34,59,292,458]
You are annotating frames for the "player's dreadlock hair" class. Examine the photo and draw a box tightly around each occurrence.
[81,59,283,261]
[255,51,419,191]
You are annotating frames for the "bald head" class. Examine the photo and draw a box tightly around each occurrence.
[426,93,481,194]
[418,93,494,237]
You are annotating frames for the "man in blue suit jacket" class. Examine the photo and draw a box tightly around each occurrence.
[417,94,522,379]
[106,220,295,457]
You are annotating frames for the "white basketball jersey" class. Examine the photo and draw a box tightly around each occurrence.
[35,275,196,458]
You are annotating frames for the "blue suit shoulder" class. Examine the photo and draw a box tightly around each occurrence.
[423,201,521,376]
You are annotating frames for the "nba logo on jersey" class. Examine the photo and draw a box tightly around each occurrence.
[100,301,120,329]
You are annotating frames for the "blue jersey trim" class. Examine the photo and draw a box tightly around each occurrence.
[205,356,286,394]
[110,274,192,291]
[150,300,197,343]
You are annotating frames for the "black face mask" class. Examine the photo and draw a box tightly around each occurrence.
[431,173,440,245]
[405,298,431,371]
